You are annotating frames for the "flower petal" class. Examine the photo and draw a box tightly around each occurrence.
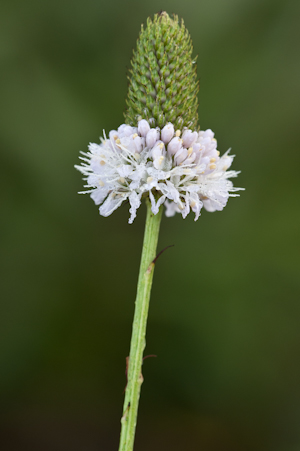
[99,194,126,217]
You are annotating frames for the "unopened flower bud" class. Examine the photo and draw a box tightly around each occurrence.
[202,129,214,139]
[138,119,150,137]
[121,125,137,138]
[167,137,182,156]
[146,128,160,148]
[117,124,127,135]
[133,136,145,153]
[182,130,197,148]
[109,130,118,140]
[161,123,175,144]
[152,141,165,159]
[174,148,188,165]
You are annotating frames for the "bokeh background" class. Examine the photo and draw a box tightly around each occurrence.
[1,0,300,449]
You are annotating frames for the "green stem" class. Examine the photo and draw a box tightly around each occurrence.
[118,199,163,451]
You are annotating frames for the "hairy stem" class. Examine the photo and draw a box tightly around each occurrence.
[118,200,163,451]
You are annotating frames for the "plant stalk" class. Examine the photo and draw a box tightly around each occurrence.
[118,199,163,451]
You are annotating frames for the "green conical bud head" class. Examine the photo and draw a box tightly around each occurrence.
[124,12,199,131]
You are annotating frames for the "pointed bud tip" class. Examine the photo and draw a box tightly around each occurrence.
[124,12,199,131]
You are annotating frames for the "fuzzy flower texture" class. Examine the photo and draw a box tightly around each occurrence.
[76,120,242,223]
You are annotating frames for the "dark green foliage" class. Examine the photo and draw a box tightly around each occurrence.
[124,12,199,130]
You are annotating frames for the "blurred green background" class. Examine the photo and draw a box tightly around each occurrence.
[1,0,300,449]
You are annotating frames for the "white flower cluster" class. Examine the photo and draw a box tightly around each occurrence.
[75,119,242,223]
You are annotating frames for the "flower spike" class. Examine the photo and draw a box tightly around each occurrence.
[76,12,243,223]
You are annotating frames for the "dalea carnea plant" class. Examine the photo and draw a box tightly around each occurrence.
[76,11,243,451]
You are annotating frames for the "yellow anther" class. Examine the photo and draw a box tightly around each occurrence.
[159,142,164,149]
[158,156,164,164]
[223,165,228,171]
[100,160,106,166]
[216,151,220,156]
[115,138,121,144]
[190,200,196,208]
[212,138,217,142]
[113,135,118,140]
[188,147,193,156]
[98,180,105,187]
[132,133,138,139]
[119,177,125,184]
[134,153,140,159]
[175,130,181,137]
[147,176,153,184]
[210,157,216,163]
[179,138,183,143]
[209,163,216,170]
